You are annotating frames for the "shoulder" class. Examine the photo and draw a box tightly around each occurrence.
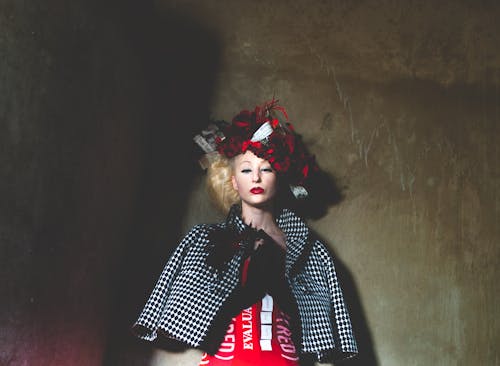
[278,208,310,240]
[294,231,335,271]
[180,222,227,244]
[310,237,335,261]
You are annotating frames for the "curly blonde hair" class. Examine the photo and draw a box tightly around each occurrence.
[206,154,240,214]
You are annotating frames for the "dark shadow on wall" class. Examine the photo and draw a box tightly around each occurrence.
[1,0,220,364]
[290,169,345,220]
[98,1,221,365]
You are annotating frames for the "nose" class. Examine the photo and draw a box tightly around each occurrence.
[252,170,261,183]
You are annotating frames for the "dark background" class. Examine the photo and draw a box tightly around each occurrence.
[1,1,219,364]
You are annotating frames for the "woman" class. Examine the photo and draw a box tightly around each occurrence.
[132,100,358,365]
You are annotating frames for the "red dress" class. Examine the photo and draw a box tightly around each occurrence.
[199,294,299,366]
[199,253,299,366]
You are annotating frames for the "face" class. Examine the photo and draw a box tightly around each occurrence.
[231,150,278,210]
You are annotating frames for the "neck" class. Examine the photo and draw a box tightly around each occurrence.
[240,202,276,231]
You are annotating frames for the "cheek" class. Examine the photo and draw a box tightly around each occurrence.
[267,175,278,192]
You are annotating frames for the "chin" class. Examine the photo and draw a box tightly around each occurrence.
[244,198,274,209]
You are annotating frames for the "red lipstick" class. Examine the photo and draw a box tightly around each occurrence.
[250,187,264,194]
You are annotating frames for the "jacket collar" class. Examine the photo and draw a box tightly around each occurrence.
[225,204,310,276]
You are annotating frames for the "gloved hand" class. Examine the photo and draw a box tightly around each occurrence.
[242,229,285,293]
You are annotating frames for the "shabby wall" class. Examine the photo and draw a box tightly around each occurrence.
[1,1,499,366]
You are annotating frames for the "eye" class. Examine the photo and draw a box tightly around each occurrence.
[261,167,274,173]
[241,168,252,174]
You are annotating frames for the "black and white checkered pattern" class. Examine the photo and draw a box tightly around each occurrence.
[132,206,358,362]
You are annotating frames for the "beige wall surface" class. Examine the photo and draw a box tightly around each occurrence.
[177,1,500,365]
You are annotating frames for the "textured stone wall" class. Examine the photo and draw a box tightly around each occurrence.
[180,1,500,365]
[1,1,499,365]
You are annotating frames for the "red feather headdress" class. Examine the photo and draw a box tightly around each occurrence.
[194,99,318,199]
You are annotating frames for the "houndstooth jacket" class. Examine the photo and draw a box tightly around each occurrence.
[132,205,358,362]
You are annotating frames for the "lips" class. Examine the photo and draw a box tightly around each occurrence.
[250,187,264,194]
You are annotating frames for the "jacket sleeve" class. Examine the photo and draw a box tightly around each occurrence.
[131,224,209,340]
[315,240,358,360]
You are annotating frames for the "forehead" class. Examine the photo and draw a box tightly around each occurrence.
[233,150,269,165]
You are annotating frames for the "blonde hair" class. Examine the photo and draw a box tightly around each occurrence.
[206,154,240,214]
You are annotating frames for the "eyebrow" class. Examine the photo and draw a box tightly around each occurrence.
[238,161,271,166]
[236,158,272,167]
